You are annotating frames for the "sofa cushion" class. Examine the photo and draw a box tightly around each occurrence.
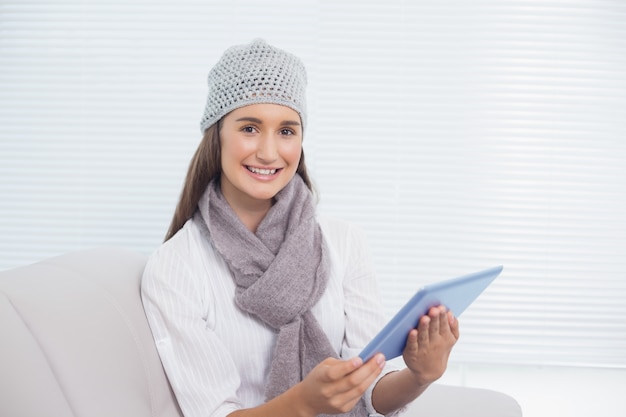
[406,382,522,417]
[0,247,183,417]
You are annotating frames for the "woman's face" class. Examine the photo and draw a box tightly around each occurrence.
[219,103,303,212]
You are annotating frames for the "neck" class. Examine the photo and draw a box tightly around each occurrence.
[218,179,276,233]
[231,202,272,233]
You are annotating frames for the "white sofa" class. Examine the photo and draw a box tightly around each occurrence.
[0,248,522,417]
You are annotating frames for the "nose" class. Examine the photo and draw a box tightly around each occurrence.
[256,134,278,164]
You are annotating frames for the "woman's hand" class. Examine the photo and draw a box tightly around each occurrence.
[369,307,459,415]
[295,354,386,416]
[402,305,460,386]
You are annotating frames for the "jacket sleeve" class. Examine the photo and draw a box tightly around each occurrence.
[323,218,404,416]
[140,238,242,417]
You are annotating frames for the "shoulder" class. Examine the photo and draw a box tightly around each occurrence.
[142,217,209,287]
[318,214,368,246]
[317,214,360,236]
[147,219,199,262]
[317,214,372,265]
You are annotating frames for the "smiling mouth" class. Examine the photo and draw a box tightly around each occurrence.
[246,166,279,175]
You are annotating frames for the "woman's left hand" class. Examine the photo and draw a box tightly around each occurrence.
[402,305,460,386]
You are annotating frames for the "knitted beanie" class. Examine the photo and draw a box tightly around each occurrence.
[200,39,308,132]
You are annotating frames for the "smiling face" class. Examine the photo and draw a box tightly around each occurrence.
[219,103,303,216]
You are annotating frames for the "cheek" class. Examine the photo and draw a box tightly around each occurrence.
[220,137,249,162]
[283,141,303,164]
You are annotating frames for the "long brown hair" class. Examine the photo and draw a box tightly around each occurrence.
[164,121,315,241]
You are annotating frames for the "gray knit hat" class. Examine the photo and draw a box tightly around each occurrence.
[200,39,307,132]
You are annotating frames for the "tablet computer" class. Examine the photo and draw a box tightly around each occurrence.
[359,265,503,362]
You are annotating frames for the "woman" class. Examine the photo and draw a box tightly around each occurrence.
[141,39,459,417]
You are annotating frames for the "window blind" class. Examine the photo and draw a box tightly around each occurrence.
[1,0,625,368]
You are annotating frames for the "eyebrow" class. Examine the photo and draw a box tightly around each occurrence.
[235,117,301,126]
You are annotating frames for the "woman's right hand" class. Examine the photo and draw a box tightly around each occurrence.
[294,354,386,416]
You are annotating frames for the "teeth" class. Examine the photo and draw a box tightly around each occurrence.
[248,166,277,175]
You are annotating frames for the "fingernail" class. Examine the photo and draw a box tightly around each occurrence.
[376,354,386,368]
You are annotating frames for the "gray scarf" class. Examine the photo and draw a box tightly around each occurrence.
[197,175,366,416]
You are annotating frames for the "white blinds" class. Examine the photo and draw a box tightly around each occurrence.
[1,0,625,368]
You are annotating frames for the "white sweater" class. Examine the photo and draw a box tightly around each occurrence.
[141,215,398,417]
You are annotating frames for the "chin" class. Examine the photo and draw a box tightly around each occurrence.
[239,186,277,202]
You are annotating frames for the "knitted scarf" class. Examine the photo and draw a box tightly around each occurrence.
[196,175,366,416]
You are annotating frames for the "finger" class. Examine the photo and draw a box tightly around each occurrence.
[429,306,443,316]
[447,309,455,325]
[325,356,363,381]
[417,315,430,346]
[438,307,450,334]
[350,354,385,386]
[354,355,385,389]
[363,353,385,373]
[334,357,385,409]
[405,328,418,352]
[428,307,441,337]
[335,354,384,396]
[448,311,460,340]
